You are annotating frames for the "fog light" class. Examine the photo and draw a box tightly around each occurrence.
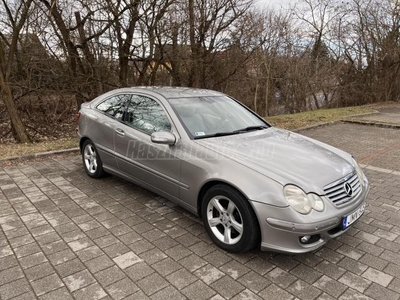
[300,235,311,243]
[299,234,321,245]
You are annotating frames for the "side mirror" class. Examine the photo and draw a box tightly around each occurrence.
[151,131,176,145]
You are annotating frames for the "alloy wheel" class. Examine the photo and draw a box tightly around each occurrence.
[84,144,98,174]
[206,195,243,245]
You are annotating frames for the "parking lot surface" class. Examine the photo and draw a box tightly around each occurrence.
[1,123,400,300]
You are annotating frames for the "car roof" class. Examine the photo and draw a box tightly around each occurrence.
[130,86,224,99]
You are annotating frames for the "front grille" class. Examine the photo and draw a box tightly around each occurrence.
[323,172,361,206]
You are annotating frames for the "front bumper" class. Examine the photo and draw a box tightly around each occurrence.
[252,180,370,254]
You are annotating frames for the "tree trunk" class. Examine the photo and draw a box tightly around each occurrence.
[265,80,269,117]
[117,1,139,87]
[170,25,182,86]
[75,12,101,96]
[0,74,31,143]
[254,82,258,114]
[188,0,200,87]
[119,55,129,86]
[265,59,271,117]
[0,0,33,143]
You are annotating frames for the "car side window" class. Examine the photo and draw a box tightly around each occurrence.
[124,95,171,134]
[96,94,130,119]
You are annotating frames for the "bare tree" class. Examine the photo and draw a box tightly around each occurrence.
[186,0,253,88]
[134,0,176,85]
[105,0,140,87]
[2,0,400,144]
[334,0,400,105]
[38,0,119,107]
[0,0,33,143]
[255,9,294,115]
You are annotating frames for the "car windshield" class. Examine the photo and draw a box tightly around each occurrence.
[169,96,269,139]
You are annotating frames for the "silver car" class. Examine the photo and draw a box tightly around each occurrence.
[77,87,369,253]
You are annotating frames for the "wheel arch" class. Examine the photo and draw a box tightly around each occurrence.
[197,180,255,218]
[197,179,262,252]
[79,137,90,153]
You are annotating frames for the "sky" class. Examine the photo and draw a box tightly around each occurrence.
[256,0,294,10]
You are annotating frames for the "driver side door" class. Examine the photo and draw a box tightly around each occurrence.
[114,94,181,198]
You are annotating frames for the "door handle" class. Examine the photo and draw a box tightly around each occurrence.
[115,128,125,136]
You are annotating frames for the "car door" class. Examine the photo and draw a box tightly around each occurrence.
[89,94,131,169]
[114,94,181,198]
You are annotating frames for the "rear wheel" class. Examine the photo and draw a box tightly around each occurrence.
[201,184,260,253]
[82,140,105,178]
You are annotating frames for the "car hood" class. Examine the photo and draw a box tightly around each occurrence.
[195,127,354,194]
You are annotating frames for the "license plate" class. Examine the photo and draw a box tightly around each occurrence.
[342,203,365,229]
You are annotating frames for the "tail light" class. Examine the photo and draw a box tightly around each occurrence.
[77,112,81,120]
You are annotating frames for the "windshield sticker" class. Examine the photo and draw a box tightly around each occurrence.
[195,132,206,136]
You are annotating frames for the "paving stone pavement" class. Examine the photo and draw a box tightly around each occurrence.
[350,107,400,126]
[303,123,400,171]
[1,123,400,300]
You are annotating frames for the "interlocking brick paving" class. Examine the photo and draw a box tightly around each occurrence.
[0,123,399,299]
[302,123,400,171]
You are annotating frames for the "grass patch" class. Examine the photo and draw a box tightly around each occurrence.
[266,106,376,130]
[0,138,78,160]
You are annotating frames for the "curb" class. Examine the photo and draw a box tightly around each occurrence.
[341,119,400,129]
[293,110,397,132]
[293,121,340,132]
[340,111,380,119]
[292,111,380,132]
[360,164,400,176]
[0,148,80,164]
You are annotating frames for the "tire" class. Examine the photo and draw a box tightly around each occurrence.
[82,140,105,178]
[201,184,260,253]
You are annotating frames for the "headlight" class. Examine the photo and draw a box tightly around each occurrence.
[352,157,365,184]
[283,185,312,214]
[308,193,324,212]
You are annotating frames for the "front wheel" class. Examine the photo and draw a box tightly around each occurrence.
[82,140,105,178]
[201,184,260,253]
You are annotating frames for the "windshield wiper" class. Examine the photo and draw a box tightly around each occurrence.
[232,125,269,134]
[194,125,268,140]
[194,131,241,139]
